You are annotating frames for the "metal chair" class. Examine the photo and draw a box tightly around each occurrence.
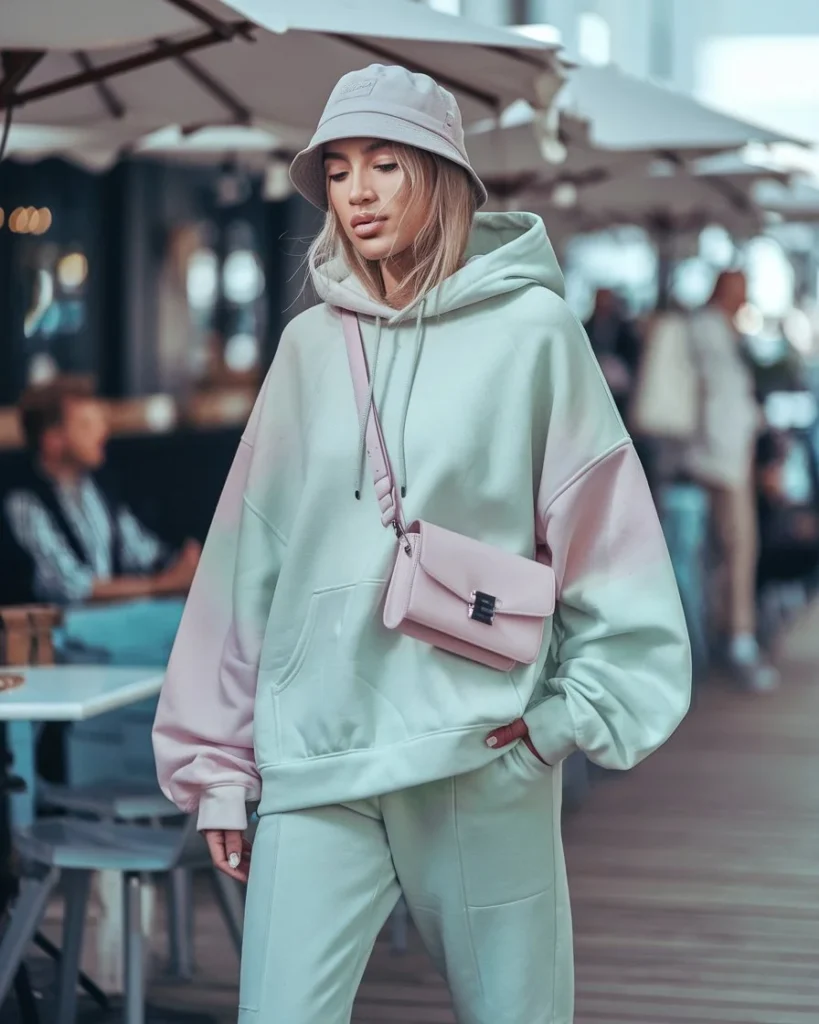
[1,815,243,1024]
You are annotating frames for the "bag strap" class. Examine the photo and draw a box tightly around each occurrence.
[341,310,407,535]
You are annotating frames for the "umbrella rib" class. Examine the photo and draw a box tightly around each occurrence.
[332,34,498,109]
[659,149,756,215]
[158,41,252,124]
[162,0,255,41]
[74,51,127,119]
[0,26,253,111]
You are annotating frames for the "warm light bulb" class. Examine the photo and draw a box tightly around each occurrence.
[33,208,52,235]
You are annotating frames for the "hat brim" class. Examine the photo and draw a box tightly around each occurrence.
[289,110,488,211]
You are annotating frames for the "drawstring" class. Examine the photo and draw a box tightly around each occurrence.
[354,303,425,500]
[355,316,383,500]
[397,302,425,498]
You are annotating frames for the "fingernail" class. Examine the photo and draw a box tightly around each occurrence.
[228,852,240,869]
[486,736,498,748]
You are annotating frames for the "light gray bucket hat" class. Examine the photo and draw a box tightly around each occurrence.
[289,63,487,210]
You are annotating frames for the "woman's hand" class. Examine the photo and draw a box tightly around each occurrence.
[202,829,252,883]
[486,717,550,766]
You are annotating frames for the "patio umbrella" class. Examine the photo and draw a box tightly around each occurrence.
[756,179,819,224]
[518,156,785,241]
[468,62,801,200]
[0,0,564,159]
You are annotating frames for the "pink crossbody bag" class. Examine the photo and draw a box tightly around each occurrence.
[342,311,556,673]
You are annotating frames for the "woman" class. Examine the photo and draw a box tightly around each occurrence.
[154,65,691,1023]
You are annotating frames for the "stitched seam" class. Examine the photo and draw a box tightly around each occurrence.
[344,846,396,1012]
[467,888,549,912]
[242,496,288,545]
[452,776,485,999]
[238,815,281,1011]
[256,722,495,770]
[539,438,631,519]
[550,770,560,1022]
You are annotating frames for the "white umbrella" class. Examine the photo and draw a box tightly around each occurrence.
[468,62,801,199]
[564,65,799,154]
[756,179,819,224]
[0,0,563,150]
[517,157,786,243]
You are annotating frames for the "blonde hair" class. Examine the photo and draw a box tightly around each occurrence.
[308,143,476,310]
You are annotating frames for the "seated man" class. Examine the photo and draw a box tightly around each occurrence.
[4,377,201,605]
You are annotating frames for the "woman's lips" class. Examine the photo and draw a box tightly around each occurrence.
[352,217,386,238]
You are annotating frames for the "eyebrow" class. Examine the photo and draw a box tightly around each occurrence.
[323,140,392,163]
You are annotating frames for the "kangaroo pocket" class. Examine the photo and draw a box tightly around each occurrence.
[255,580,544,770]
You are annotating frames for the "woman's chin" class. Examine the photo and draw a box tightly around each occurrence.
[349,235,395,262]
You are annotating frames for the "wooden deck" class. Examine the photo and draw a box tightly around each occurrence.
[22,616,819,1022]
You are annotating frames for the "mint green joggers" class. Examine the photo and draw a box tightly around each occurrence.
[237,741,574,1024]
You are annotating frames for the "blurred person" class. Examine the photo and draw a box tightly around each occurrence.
[683,270,776,690]
[154,65,691,1024]
[584,287,641,416]
[756,430,819,590]
[3,378,201,606]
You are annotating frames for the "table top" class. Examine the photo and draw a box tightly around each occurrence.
[0,666,163,721]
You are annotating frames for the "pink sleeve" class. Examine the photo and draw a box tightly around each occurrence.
[526,441,692,770]
[153,378,283,831]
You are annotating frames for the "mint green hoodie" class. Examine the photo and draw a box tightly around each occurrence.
[153,212,691,830]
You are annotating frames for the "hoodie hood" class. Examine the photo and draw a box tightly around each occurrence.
[311,211,565,502]
[311,211,565,323]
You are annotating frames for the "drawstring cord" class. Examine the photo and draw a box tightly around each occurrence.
[355,316,383,500]
[396,302,425,498]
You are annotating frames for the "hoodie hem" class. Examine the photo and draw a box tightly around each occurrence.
[256,724,518,815]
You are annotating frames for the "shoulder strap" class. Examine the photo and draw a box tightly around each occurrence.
[340,310,406,532]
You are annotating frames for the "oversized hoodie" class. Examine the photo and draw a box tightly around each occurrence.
[153,212,691,831]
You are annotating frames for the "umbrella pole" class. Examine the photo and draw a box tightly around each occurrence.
[654,217,674,311]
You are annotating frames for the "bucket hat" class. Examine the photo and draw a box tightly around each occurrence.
[290,63,487,210]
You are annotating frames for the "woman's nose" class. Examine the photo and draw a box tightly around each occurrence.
[349,170,375,205]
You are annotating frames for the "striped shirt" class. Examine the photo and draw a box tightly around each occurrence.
[5,476,169,604]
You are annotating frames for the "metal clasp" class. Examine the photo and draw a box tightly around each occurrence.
[468,591,496,625]
[392,519,412,556]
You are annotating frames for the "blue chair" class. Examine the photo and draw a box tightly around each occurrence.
[1,816,242,1024]
[44,598,216,978]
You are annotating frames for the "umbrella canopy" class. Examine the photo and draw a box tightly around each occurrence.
[0,0,563,146]
[514,157,786,242]
[565,65,800,154]
[468,62,802,199]
[756,179,819,224]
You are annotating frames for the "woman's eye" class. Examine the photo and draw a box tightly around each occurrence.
[375,163,398,173]
[328,171,348,183]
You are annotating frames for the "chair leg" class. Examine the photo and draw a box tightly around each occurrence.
[0,868,60,1009]
[54,871,93,1024]
[166,868,195,980]
[13,964,40,1024]
[122,873,145,1024]
[208,869,244,957]
[390,897,408,955]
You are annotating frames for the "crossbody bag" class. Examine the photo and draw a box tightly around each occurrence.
[342,310,556,673]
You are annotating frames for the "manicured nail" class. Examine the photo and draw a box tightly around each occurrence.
[228,852,240,869]
[486,735,498,748]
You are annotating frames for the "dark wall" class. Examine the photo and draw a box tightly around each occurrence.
[0,159,105,403]
[0,156,297,405]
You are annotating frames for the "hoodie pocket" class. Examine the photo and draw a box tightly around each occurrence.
[262,580,411,764]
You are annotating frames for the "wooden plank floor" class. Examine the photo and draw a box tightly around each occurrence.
[24,619,819,1023]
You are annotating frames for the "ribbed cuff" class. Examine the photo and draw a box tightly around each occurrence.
[523,696,577,766]
[196,785,250,832]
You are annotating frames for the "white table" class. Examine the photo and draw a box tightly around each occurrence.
[0,666,165,1001]
[0,666,164,828]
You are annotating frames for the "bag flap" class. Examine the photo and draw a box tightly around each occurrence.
[414,521,555,618]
